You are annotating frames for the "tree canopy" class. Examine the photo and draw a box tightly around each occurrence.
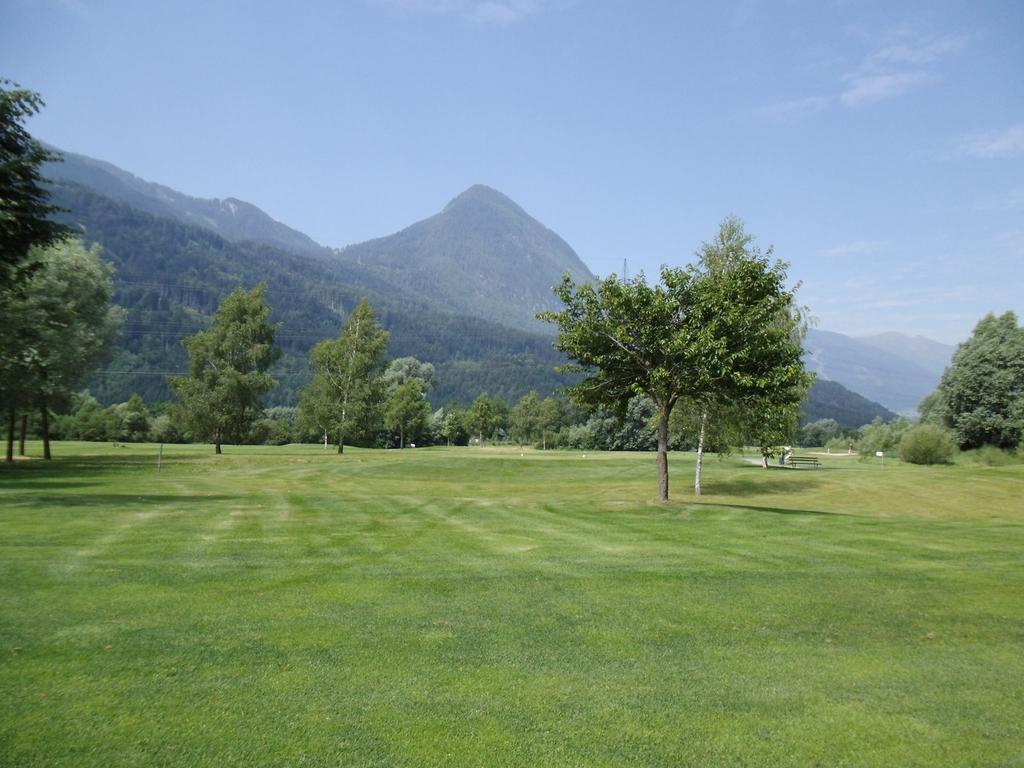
[1,81,69,286]
[169,284,280,453]
[298,299,389,453]
[384,379,430,448]
[932,311,1024,450]
[543,218,809,499]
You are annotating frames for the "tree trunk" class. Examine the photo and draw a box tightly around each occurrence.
[399,429,404,449]
[656,403,670,502]
[19,414,27,456]
[5,408,13,463]
[694,410,707,496]
[215,428,222,455]
[761,453,769,469]
[40,400,51,460]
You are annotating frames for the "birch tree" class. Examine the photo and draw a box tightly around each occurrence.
[299,300,389,454]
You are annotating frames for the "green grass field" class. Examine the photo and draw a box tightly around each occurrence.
[2,442,1022,767]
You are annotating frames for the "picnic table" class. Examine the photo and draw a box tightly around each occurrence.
[786,455,821,469]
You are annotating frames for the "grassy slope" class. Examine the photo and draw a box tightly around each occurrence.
[1,444,1022,767]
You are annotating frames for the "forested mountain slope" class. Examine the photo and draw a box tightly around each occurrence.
[44,146,331,259]
[335,185,595,333]
[801,379,896,427]
[50,182,572,406]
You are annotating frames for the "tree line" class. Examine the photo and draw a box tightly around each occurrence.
[1,81,121,461]
[6,80,1021,498]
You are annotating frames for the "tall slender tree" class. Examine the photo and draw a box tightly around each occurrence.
[169,284,280,454]
[688,218,811,490]
[467,392,495,446]
[510,391,542,448]
[298,300,389,454]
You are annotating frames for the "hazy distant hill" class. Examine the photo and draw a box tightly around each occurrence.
[855,332,954,378]
[803,329,943,415]
[335,185,595,333]
[43,146,330,258]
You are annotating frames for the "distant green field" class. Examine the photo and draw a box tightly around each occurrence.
[2,443,1022,767]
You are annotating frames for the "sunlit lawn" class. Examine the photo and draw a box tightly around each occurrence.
[1,442,1022,766]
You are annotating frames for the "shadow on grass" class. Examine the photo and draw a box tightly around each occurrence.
[2,493,236,510]
[690,501,842,517]
[695,473,823,498]
[1,452,206,479]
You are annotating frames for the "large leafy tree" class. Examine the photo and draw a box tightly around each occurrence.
[934,311,1024,450]
[298,299,389,454]
[0,80,67,286]
[467,392,496,445]
[1,240,121,460]
[509,390,542,448]
[169,284,280,454]
[543,218,809,500]
[382,356,435,395]
[384,379,430,448]
[688,217,810,486]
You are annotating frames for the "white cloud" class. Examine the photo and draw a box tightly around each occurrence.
[820,240,889,258]
[758,30,967,118]
[755,95,831,122]
[860,34,967,70]
[962,124,1024,159]
[840,70,932,107]
[839,33,965,108]
[377,0,561,25]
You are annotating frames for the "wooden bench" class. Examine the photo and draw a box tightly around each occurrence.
[786,455,821,469]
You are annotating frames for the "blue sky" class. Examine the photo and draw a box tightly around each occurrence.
[3,0,1021,343]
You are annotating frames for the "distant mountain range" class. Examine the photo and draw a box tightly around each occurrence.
[804,330,954,415]
[44,147,330,258]
[43,145,951,424]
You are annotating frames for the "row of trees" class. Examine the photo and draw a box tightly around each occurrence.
[164,290,583,452]
[1,81,122,461]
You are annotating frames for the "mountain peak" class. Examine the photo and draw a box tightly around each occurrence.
[338,184,594,332]
[443,184,520,213]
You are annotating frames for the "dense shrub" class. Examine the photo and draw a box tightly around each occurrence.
[856,417,911,458]
[797,418,845,448]
[899,424,955,465]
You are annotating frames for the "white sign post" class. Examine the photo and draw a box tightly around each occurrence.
[876,450,884,468]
